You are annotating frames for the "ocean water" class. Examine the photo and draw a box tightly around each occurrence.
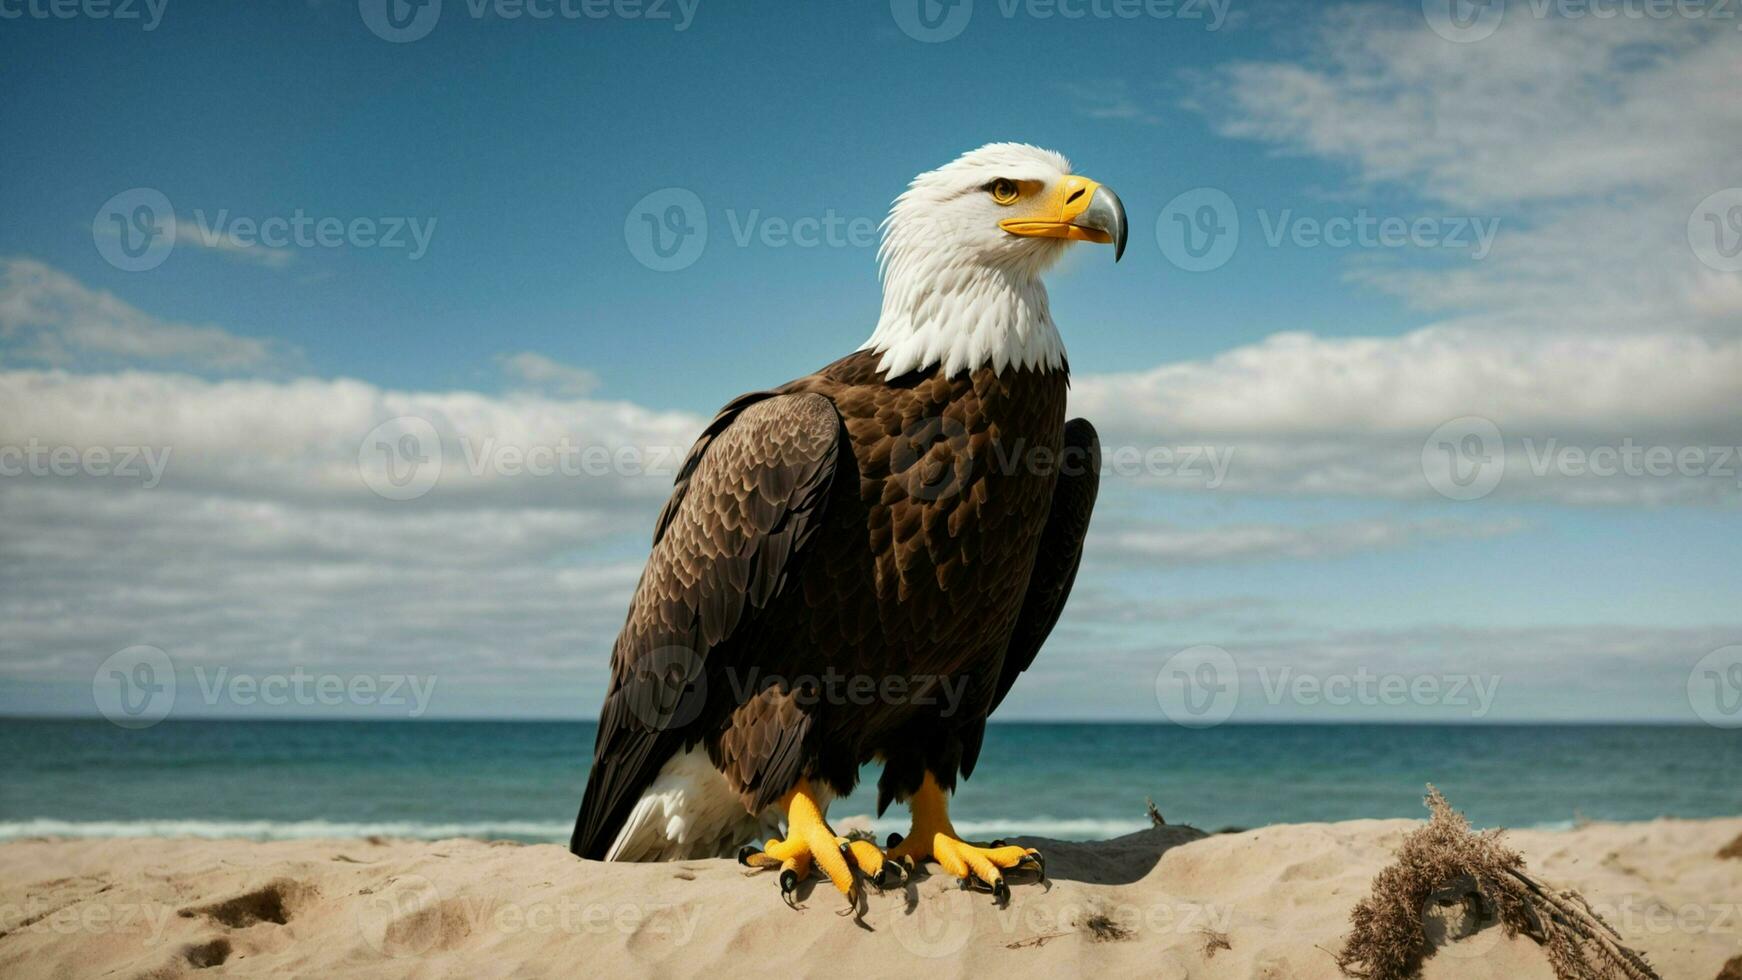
[2,720,1737,843]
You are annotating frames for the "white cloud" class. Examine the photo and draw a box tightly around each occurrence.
[1191,8,1742,336]
[0,367,703,510]
[1203,8,1738,209]
[1095,515,1525,565]
[1073,328,1742,504]
[496,351,600,397]
[0,481,645,715]
[1065,6,1742,507]
[0,359,707,716]
[92,217,298,269]
[1060,81,1164,125]
[0,258,285,371]
[170,215,297,269]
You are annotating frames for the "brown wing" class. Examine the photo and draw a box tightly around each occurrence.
[960,417,1099,779]
[570,391,844,859]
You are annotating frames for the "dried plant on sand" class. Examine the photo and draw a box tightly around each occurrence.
[1337,786,1659,980]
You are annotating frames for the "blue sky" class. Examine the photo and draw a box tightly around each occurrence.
[2,0,1739,724]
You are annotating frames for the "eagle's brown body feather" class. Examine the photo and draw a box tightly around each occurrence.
[571,349,1098,860]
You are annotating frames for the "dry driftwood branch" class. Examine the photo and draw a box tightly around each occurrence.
[1336,786,1661,980]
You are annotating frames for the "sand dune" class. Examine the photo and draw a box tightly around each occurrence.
[2,817,1738,979]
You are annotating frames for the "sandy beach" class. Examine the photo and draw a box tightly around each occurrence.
[2,815,1737,979]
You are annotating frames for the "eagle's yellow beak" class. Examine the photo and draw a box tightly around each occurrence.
[999,175,1128,261]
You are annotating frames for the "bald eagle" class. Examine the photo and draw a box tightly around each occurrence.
[571,144,1124,907]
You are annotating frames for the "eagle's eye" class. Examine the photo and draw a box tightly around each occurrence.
[988,178,1019,205]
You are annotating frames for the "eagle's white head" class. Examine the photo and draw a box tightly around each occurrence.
[862,143,1127,378]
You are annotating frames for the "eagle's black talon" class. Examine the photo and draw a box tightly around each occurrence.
[886,832,904,848]
[873,861,905,889]
[778,868,802,908]
[737,844,760,866]
[992,878,1010,905]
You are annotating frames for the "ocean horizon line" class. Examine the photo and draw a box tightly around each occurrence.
[0,714,1716,728]
[0,814,1597,845]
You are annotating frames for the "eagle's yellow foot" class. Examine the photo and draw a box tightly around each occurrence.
[885,773,1044,904]
[736,778,901,913]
